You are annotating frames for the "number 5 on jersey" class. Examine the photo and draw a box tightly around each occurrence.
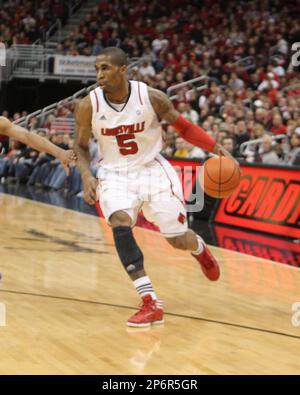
[116,134,138,155]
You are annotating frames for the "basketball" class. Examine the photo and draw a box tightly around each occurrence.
[202,156,241,198]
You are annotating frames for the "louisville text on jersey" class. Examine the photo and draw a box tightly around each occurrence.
[101,122,145,136]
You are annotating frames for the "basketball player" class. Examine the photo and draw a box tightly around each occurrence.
[74,47,236,327]
[0,116,76,174]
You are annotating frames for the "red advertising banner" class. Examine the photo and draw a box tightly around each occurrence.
[214,225,300,267]
[213,165,300,238]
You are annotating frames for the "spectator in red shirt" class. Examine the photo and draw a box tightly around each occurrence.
[270,114,287,135]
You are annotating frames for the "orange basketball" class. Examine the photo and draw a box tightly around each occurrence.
[202,156,241,198]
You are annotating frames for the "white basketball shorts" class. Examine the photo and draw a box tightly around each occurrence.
[96,154,188,237]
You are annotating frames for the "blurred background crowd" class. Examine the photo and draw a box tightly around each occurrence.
[0,0,299,195]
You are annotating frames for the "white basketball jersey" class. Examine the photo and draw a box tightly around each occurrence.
[89,80,163,171]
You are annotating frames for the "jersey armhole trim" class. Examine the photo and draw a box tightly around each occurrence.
[137,81,143,105]
[93,90,99,112]
[144,85,157,116]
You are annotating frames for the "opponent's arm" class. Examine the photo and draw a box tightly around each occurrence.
[148,87,233,158]
[0,116,76,174]
[74,96,97,205]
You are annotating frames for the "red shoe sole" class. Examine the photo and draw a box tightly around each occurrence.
[127,319,165,328]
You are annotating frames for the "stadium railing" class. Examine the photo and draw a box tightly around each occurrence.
[45,19,62,43]
[239,134,287,154]
[230,56,256,71]
[5,44,147,83]
[166,76,207,101]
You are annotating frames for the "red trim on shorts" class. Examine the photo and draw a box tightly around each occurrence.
[93,90,99,112]
[154,157,185,206]
[137,82,143,105]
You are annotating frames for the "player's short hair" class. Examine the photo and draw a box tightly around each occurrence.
[100,47,128,67]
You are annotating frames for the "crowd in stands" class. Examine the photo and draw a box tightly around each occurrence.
[0,0,70,45]
[0,0,299,195]
[56,0,300,165]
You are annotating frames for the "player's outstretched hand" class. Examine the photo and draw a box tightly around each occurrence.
[83,174,98,205]
[58,150,77,176]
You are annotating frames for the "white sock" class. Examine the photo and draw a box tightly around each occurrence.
[133,276,162,306]
[191,235,205,255]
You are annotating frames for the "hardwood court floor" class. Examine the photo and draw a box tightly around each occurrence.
[0,193,299,374]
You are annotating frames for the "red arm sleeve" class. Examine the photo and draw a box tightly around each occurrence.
[170,115,216,152]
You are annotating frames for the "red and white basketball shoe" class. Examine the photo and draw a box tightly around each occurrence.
[191,244,220,281]
[127,295,164,327]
